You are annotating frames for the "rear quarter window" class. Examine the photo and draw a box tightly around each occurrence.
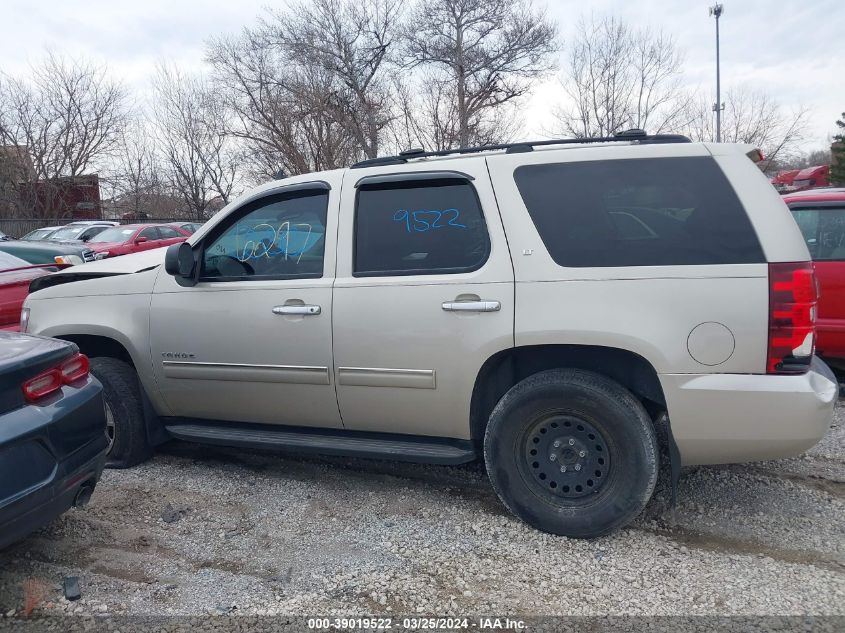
[514,156,765,267]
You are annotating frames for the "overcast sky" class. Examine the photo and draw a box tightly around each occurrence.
[3,0,843,151]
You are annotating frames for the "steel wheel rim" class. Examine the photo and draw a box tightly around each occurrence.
[104,401,116,454]
[520,413,611,501]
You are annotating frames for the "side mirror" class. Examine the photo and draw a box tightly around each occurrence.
[135,236,148,244]
[165,242,196,282]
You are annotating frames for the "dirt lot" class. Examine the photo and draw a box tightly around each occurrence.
[1,402,843,620]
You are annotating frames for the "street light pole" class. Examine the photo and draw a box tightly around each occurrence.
[709,4,724,142]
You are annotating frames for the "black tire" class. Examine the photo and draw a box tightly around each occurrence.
[89,357,152,468]
[484,369,658,538]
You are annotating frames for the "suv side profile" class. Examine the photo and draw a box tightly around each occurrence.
[23,132,837,538]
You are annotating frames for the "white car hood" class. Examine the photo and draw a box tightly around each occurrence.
[70,247,168,274]
[27,247,168,298]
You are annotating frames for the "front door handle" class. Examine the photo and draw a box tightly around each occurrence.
[272,304,321,316]
[441,300,501,313]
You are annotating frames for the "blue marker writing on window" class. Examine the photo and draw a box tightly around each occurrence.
[392,209,466,233]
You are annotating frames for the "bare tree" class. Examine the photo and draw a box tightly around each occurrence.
[106,117,176,218]
[683,88,809,174]
[404,0,557,148]
[207,28,360,177]
[552,14,687,138]
[390,72,521,151]
[768,147,831,173]
[152,65,242,220]
[266,0,403,159]
[0,53,128,216]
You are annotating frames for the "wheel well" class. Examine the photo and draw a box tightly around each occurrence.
[470,345,666,445]
[57,335,135,368]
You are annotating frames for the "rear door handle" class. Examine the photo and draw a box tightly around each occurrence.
[272,305,321,316]
[441,300,501,312]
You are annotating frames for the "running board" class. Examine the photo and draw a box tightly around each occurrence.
[163,421,477,465]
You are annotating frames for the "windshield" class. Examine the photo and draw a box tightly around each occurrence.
[0,251,32,270]
[89,227,136,243]
[22,228,56,240]
[48,226,88,240]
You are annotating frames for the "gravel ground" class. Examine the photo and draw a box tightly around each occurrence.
[1,402,843,621]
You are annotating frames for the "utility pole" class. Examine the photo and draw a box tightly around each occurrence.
[709,4,724,142]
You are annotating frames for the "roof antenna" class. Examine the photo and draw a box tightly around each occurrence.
[274,169,287,180]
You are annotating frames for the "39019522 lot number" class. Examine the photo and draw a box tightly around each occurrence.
[307,617,477,630]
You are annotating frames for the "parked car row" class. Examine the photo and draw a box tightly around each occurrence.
[0,222,200,333]
[19,220,202,244]
[19,220,118,242]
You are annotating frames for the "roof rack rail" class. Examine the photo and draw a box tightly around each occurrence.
[350,129,691,169]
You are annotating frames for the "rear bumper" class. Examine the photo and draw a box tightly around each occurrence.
[0,377,107,550]
[661,357,837,466]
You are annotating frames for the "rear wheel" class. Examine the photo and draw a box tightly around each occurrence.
[484,369,658,538]
[89,357,152,468]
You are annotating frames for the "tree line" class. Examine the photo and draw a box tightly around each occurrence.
[0,1,828,220]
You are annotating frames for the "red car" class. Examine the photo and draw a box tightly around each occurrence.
[771,169,800,194]
[0,252,61,331]
[791,165,830,192]
[784,189,845,368]
[86,224,188,259]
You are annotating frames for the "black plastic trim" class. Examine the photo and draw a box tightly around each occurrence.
[163,419,478,465]
[349,131,692,168]
[354,170,475,188]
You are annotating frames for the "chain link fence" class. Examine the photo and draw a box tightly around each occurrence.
[0,217,203,239]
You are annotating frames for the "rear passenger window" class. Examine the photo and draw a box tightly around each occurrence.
[158,226,182,239]
[514,157,765,267]
[354,178,490,276]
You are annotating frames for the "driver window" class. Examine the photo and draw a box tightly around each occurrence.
[201,189,329,280]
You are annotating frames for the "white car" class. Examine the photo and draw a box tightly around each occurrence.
[22,130,837,538]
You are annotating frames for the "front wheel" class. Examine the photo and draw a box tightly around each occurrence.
[484,369,658,538]
[89,357,152,468]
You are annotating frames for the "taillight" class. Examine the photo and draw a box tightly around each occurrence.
[22,369,62,402]
[21,353,90,403]
[60,353,90,382]
[767,262,817,374]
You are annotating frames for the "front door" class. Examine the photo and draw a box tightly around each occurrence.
[332,159,514,439]
[149,179,342,428]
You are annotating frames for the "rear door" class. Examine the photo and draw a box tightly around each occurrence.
[486,144,771,375]
[332,159,514,439]
[157,225,188,247]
